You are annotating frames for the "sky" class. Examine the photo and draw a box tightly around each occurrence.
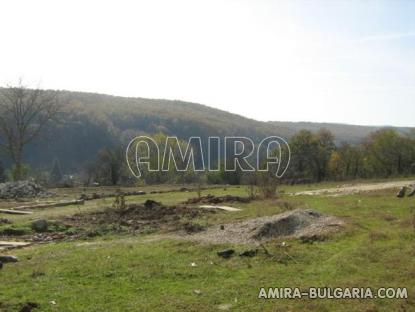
[0,0,414,127]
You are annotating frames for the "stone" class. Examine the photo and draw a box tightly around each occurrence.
[31,219,48,232]
[19,302,39,312]
[407,187,415,197]
[0,218,11,224]
[397,186,406,198]
[239,249,258,257]
[217,249,235,259]
[0,255,18,263]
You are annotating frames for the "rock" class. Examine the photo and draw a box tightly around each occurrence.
[0,218,11,224]
[0,255,18,263]
[217,249,235,259]
[144,199,162,208]
[407,187,415,197]
[31,219,48,232]
[182,222,205,234]
[239,249,258,257]
[300,234,327,243]
[397,186,406,198]
[19,302,39,312]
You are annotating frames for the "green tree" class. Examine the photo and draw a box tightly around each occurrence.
[289,130,318,180]
[364,129,413,177]
[313,129,335,182]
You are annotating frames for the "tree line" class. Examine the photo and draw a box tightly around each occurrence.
[78,128,415,187]
[0,83,414,186]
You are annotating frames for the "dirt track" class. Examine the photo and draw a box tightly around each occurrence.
[291,180,414,196]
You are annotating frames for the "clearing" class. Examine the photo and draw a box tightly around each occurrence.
[0,179,414,311]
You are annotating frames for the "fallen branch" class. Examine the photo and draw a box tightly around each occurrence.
[11,199,85,210]
[0,209,33,215]
[0,241,31,247]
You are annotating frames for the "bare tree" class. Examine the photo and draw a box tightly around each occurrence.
[0,80,61,180]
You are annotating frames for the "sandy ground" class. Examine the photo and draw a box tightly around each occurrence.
[291,180,414,196]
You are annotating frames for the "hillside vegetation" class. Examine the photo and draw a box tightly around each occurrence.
[12,90,411,172]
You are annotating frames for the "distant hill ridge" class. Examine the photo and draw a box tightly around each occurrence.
[3,90,411,171]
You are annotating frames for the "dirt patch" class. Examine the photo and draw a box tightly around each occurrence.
[185,209,343,244]
[64,200,216,236]
[184,194,251,205]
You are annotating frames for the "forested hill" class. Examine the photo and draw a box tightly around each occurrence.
[18,90,411,171]
[268,121,412,144]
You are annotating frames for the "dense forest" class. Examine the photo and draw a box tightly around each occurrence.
[0,89,413,185]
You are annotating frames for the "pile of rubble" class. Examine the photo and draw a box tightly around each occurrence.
[0,181,51,199]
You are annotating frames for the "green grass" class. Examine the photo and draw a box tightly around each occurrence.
[0,183,414,311]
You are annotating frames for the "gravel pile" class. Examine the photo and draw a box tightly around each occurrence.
[0,181,51,199]
[186,209,344,245]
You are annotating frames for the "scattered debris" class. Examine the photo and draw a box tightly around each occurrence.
[187,209,343,244]
[190,262,197,267]
[0,209,33,215]
[0,255,18,263]
[397,187,407,198]
[31,219,49,233]
[0,181,51,199]
[32,232,68,242]
[217,249,235,259]
[193,289,202,295]
[184,194,250,205]
[198,205,241,212]
[11,199,84,210]
[239,249,258,257]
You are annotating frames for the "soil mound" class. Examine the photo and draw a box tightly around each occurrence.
[187,209,343,244]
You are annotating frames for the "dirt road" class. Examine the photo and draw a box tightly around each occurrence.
[291,180,414,196]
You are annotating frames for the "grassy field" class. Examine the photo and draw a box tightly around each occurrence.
[0,182,414,311]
